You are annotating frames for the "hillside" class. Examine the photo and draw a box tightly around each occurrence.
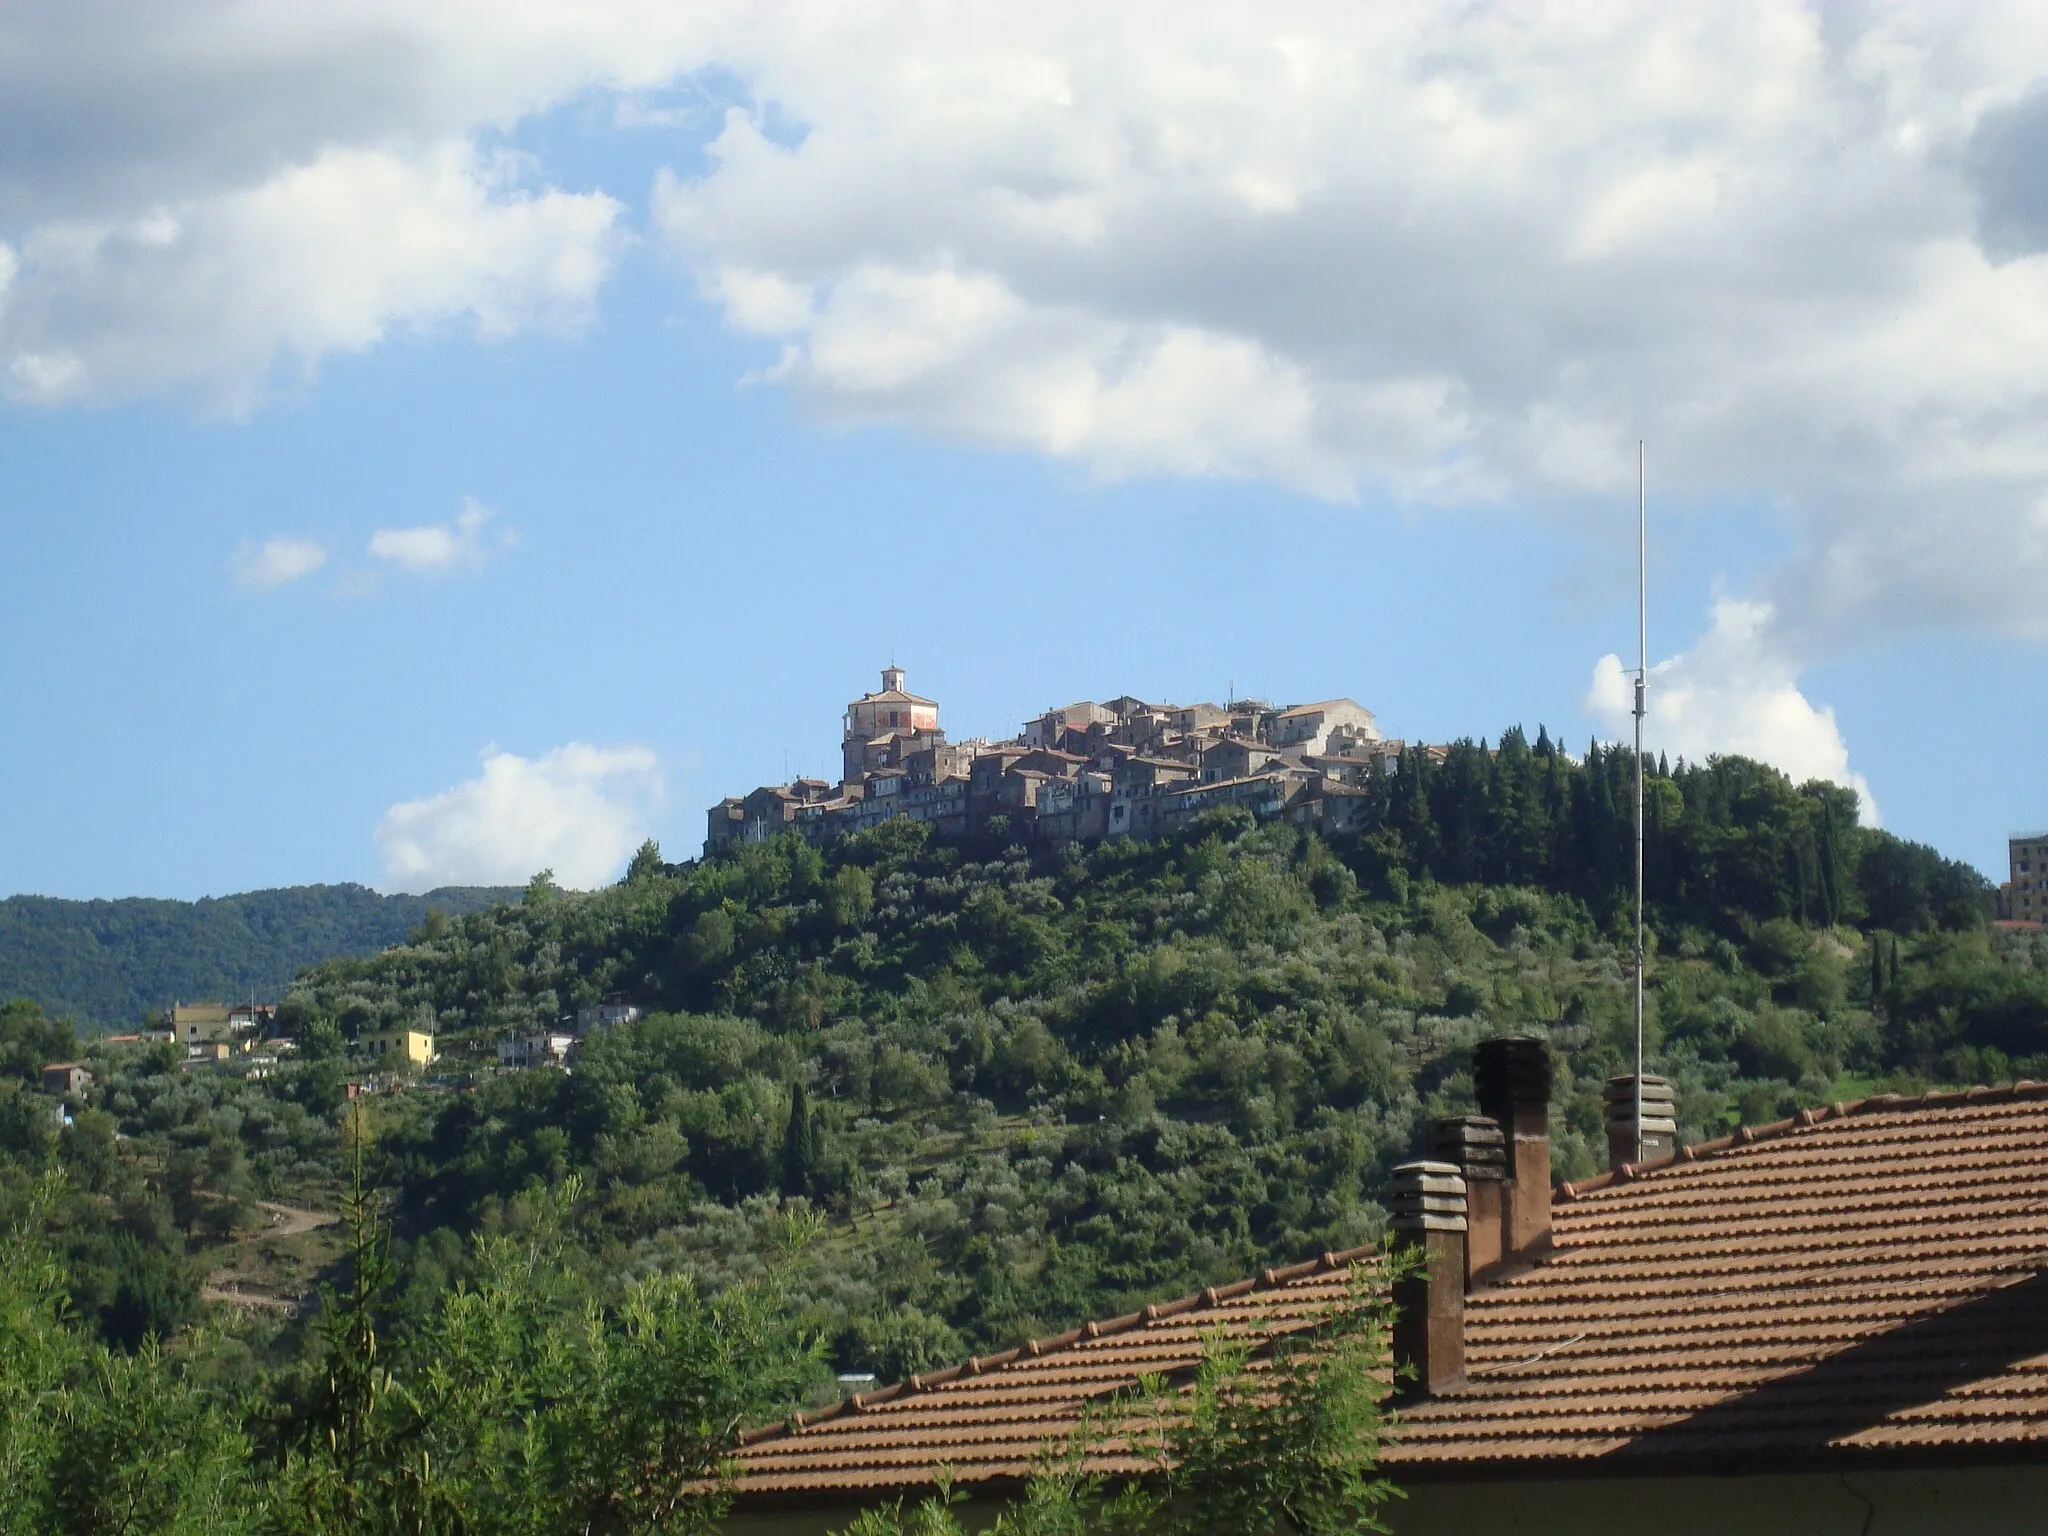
[257,740,2038,1373]
[5,740,2043,1388]
[0,882,518,1028]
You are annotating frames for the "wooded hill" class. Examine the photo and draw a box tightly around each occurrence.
[0,882,517,1028]
[3,737,2042,1393]
[259,738,2038,1374]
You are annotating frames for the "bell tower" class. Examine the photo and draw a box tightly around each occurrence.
[843,667,942,784]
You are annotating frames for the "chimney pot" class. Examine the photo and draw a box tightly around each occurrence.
[1430,1115,1506,1285]
[1389,1159,1467,1399]
[1473,1036,1554,1262]
[1604,1074,1678,1171]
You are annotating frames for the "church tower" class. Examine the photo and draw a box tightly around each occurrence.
[843,667,941,783]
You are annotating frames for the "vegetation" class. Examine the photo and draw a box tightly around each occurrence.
[0,737,2041,1529]
[0,1111,816,1534]
[0,883,517,1030]
[842,1264,1405,1536]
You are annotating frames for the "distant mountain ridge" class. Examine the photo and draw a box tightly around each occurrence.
[0,883,519,1028]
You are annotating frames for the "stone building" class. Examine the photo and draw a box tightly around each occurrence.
[707,667,1406,857]
[2010,831,2048,923]
[1268,697,1380,754]
[842,666,942,782]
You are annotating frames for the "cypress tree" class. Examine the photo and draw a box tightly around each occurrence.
[781,1081,820,1198]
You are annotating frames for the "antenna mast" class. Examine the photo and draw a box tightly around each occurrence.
[1633,441,1648,1163]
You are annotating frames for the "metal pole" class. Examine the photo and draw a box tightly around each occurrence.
[1634,441,1647,1163]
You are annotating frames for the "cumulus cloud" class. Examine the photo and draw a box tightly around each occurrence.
[12,3,2048,667]
[0,3,673,411]
[230,534,328,589]
[376,742,661,892]
[368,496,506,575]
[1587,598,1877,820]
[2,145,622,412]
[649,2,2048,656]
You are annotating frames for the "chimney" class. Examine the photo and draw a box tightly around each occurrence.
[1473,1036,1554,1263]
[1604,1074,1677,1172]
[1430,1115,1505,1286]
[1389,1160,1467,1399]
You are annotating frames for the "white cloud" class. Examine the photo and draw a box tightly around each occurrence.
[1,144,622,412]
[376,742,661,892]
[1586,598,1877,821]
[10,4,2048,666]
[647,2,2048,655]
[368,495,506,575]
[231,535,329,589]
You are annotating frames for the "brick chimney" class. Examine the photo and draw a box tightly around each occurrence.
[1604,1073,1677,1171]
[1430,1115,1505,1286]
[1473,1036,1554,1263]
[1389,1160,1467,1399]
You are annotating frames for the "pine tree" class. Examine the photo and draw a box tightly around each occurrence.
[625,839,664,884]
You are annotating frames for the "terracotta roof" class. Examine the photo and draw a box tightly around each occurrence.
[732,1250,1379,1500]
[731,1084,2048,1501]
[1399,1083,2048,1473]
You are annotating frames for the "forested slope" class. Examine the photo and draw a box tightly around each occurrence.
[4,738,2041,1392]
[0,882,517,1027]
[258,738,2037,1376]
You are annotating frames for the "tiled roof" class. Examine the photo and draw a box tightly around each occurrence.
[733,1251,1379,1499]
[730,1084,2048,1501]
[1398,1082,2048,1472]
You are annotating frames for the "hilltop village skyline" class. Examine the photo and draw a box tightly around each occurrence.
[706,667,1421,855]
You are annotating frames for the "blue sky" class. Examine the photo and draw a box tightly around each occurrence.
[3,6,2046,898]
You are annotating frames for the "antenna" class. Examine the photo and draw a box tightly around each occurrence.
[1633,440,1648,1164]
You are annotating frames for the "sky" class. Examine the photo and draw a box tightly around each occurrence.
[2,1,2046,900]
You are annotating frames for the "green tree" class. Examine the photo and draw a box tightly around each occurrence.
[825,866,876,931]
[0,1180,82,1534]
[835,1268,1404,1536]
[280,1107,820,1534]
[0,1000,75,1084]
[781,1081,821,1199]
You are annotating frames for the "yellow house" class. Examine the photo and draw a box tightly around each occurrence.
[171,1002,236,1045]
[361,1029,436,1068]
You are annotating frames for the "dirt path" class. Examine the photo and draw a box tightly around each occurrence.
[255,1200,338,1236]
[198,1202,340,1314]
[200,1280,300,1311]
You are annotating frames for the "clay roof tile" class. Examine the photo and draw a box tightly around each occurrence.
[732,1088,2048,1499]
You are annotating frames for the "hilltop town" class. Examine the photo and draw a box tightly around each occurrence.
[706,667,1421,855]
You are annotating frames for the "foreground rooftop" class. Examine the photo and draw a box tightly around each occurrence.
[732,1081,2048,1502]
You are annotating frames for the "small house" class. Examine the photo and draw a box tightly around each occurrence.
[575,1003,643,1033]
[171,1002,237,1045]
[498,1033,575,1070]
[362,1028,436,1068]
[40,1062,91,1097]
